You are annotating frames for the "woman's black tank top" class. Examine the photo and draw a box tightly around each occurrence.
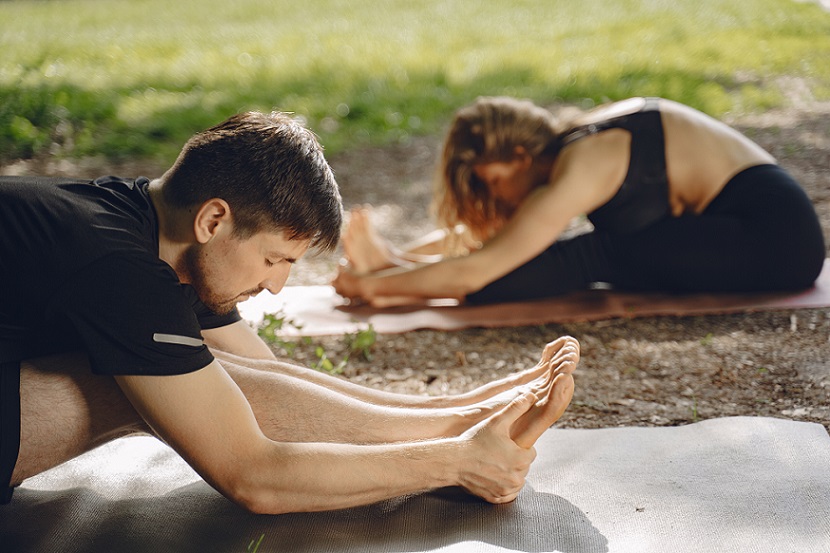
[556,97,670,233]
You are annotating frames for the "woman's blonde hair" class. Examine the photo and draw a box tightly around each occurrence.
[433,97,562,245]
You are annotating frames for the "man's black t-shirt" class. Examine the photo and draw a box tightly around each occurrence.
[0,176,241,375]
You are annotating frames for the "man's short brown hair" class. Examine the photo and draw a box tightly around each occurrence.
[162,111,342,252]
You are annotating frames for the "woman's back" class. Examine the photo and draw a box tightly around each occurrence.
[557,98,777,217]
[658,99,776,214]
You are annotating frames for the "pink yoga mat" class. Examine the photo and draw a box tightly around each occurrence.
[237,259,830,336]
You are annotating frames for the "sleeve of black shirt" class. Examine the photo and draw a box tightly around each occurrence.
[48,252,216,376]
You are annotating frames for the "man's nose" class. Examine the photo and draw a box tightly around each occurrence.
[260,265,291,295]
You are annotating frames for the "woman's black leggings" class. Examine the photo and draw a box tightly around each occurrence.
[466,165,826,304]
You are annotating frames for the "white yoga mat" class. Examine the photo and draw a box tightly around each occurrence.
[3,417,829,553]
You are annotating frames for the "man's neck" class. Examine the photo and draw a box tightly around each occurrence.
[147,180,192,274]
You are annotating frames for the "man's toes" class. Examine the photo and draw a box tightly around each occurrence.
[542,336,580,363]
[541,337,568,361]
[561,336,580,360]
[550,373,575,409]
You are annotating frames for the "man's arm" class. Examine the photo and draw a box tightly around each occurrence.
[202,319,276,360]
[115,361,537,514]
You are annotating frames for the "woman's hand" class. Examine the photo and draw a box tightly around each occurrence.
[333,265,430,307]
[332,264,367,302]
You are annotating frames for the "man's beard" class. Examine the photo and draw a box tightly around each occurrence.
[181,244,258,315]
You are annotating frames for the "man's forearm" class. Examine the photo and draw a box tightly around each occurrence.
[231,393,539,514]
[231,438,464,514]
[202,320,277,360]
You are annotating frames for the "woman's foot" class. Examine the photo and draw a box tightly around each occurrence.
[341,206,397,274]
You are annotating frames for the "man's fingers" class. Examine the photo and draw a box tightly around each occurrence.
[486,489,523,505]
[495,391,538,428]
[511,373,575,449]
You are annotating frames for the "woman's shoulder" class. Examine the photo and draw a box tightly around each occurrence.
[571,97,648,127]
[542,128,633,213]
[557,97,652,147]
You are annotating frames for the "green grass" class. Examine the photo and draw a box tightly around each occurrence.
[1,0,829,163]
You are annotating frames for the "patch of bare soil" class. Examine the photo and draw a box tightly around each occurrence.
[4,94,829,434]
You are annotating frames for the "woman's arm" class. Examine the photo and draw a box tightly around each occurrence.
[333,190,582,302]
[333,133,628,304]
[334,195,574,301]
[397,225,481,258]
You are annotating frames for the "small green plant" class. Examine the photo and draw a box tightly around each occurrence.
[257,312,376,374]
[345,324,377,361]
[257,310,306,357]
[700,333,714,346]
[311,324,377,374]
[247,533,264,553]
[311,345,348,374]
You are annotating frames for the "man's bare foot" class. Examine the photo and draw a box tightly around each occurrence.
[447,337,578,438]
[450,336,579,408]
[341,207,397,274]
[509,348,578,449]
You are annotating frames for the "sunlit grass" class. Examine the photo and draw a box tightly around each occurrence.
[1,0,829,162]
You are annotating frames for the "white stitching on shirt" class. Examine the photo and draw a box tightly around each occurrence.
[152,333,203,348]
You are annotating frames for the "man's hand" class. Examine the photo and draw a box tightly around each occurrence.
[455,391,539,504]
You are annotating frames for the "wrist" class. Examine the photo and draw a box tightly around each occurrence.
[360,274,379,301]
[439,436,467,488]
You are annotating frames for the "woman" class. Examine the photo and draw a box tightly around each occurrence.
[333,96,825,306]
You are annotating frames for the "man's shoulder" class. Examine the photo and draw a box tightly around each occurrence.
[0,175,93,186]
[0,174,150,201]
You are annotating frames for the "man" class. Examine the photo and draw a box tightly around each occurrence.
[0,111,577,514]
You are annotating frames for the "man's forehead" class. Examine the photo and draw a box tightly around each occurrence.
[260,230,311,258]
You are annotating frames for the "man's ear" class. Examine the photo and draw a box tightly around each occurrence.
[193,198,232,244]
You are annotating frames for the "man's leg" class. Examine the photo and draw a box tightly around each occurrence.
[213,336,579,409]
[12,351,149,485]
[12,340,577,485]
[218,338,577,444]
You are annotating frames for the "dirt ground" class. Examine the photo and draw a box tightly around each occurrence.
[4,90,829,434]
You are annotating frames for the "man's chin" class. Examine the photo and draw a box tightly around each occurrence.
[200,290,259,316]
[216,304,238,316]
[204,299,240,316]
